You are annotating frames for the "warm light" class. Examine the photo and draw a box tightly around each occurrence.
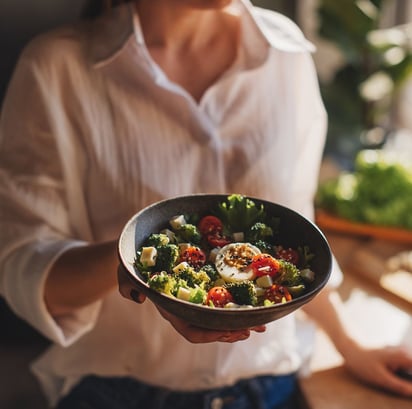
[383,47,406,65]
[359,71,393,101]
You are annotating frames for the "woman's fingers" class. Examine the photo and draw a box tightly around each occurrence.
[117,265,146,303]
[157,306,266,344]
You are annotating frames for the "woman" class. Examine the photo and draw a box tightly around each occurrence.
[1,1,411,408]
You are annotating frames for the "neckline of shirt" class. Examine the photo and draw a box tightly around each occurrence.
[90,0,314,70]
[129,1,269,107]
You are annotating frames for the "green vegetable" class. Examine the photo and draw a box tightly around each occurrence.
[145,233,170,247]
[287,284,306,297]
[189,287,207,304]
[316,149,412,229]
[247,222,273,242]
[155,244,179,272]
[252,240,274,255]
[298,246,315,269]
[225,281,258,306]
[175,223,201,244]
[147,272,177,296]
[174,265,211,288]
[199,263,220,282]
[276,260,304,287]
[216,194,266,232]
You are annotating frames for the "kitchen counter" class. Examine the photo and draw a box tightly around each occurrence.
[298,231,412,409]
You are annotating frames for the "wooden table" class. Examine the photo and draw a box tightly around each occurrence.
[298,231,412,409]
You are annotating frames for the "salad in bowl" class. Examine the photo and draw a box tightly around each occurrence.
[118,194,332,330]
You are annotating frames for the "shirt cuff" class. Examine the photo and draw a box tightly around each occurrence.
[2,239,102,347]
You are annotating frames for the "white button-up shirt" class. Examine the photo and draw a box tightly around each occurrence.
[0,1,339,406]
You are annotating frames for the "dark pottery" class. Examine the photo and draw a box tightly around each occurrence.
[118,194,332,330]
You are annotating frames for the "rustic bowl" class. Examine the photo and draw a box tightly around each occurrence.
[118,194,332,330]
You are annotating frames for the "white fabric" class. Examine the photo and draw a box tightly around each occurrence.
[0,0,342,406]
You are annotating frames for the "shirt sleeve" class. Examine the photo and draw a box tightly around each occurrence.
[0,38,101,346]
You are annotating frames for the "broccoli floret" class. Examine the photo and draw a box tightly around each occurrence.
[148,272,190,297]
[276,260,304,287]
[147,272,177,296]
[175,224,201,244]
[175,265,211,288]
[145,233,170,247]
[160,229,178,243]
[253,240,274,255]
[298,246,315,268]
[247,222,273,242]
[134,251,152,275]
[155,244,179,272]
[189,287,207,304]
[225,281,257,306]
[200,263,220,282]
[217,194,266,232]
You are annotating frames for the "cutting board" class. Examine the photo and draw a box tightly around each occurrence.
[348,241,412,304]
[317,223,412,305]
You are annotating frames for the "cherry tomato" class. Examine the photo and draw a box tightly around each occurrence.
[180,246,206,269]
[205,286,234,308]
[206,233,232,248]
[264,284,292,304]
[198,215,223,236]
[250,254,280,277]
[275,247,299,265]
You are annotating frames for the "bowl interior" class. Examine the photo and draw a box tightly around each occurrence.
[118,194,332,330]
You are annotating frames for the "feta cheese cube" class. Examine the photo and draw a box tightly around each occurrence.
[172,261,190,274]
[177,287,191,301]
[256,275,273,288]
[232,232,244,242]
[169,215,186,230]
[178,243,191,253]
[140,246,157,267]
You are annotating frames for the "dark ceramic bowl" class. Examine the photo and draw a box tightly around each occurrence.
[118,194,332,330]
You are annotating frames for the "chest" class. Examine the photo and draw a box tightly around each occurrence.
[148,40,238,103]
[81,56,305,235]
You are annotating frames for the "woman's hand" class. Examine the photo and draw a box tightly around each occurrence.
[343,342,412,398]
[156,305,266,344]
[117,264,147,303]
[303,287,412,398]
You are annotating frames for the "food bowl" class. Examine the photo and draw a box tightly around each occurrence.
[118,194,332,330]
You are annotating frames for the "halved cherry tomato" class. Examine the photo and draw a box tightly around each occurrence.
[198,215,223,236]
[275,246,299,266]
[180,246,206,269]
[206,233,232,248]
[205,286,234,308]
[250,254,280,277]
[264,284,292,304]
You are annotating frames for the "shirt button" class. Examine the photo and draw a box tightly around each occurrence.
[210,397,223,409]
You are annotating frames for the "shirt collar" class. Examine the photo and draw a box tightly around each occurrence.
[240,0,316,53]
[89,0,314,68]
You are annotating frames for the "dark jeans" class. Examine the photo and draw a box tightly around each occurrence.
[56,374,298,409]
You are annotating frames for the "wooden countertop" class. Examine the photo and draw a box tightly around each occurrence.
[300,365,412,409]
[298,231,412,409]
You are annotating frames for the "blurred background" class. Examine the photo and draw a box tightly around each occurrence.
[256,0,412,169]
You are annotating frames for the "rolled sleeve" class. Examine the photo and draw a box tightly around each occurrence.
[0,38,99,346]
[1,239,102,346]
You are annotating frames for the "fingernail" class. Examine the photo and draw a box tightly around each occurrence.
[130,290,140,302]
